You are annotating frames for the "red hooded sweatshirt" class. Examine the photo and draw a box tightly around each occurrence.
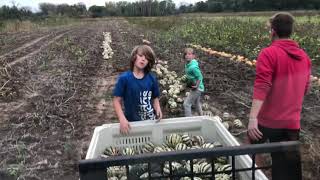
[253,39,311,129]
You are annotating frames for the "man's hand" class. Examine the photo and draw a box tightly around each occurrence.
[248,99,264,141]
[247,118,263,141]
[119,117,131,134]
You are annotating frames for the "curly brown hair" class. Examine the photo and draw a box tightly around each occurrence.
[130,45,156,73]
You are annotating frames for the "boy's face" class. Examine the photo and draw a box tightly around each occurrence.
[185,51,195,61]
[134,53,148,70]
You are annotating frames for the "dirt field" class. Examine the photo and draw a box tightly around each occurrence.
[0,18,319,180]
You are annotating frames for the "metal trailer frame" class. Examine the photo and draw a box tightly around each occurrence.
[79,141,300,180]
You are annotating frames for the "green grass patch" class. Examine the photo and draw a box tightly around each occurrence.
[0,17,82,32]
[127,15,320,65]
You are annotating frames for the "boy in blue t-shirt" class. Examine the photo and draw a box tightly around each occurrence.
[113,45,162,134]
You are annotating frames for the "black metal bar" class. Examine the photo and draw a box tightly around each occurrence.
[214,165,271,173]
[232,155,236,180]
[211,158,215,180]
[98,165,269,180]
[148,163,151,180]
[147,165,273,179]
[79,141,299,180]
[80,164,272,179]
[252,154,256,180]
[169,161,173,180]
[80,141,299,170]
[190,159,194,179]
[125,165,129,179]
[79,167,106,180]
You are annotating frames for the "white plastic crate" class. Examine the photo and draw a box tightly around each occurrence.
[86,116,268,180]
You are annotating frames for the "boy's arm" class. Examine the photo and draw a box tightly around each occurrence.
[192,80,200,89]
[113,96,126,121]
[153,97,162,120]
[151,74,162,120]
[113,75,130,134]
[192,67,203,89]
[113,96,130,134]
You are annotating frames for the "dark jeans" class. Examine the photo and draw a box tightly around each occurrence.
[250,125,302,180]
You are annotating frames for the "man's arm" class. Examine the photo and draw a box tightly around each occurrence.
[304,65,312,95]
[248,50,274,141]
[248,99,264,141]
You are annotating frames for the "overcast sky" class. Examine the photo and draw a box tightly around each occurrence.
[0,0,200,11]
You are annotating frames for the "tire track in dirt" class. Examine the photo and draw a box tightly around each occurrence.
[0,28,77,129]
[0,25,96,180]
[0,34,51,59]
[11,24,114,180]
[78,20,125,154]
[0,101,24,125]
[78,19,145,167]
[91,19,144,115]
[0,20,132,179]
[0,31,47,55]
[0,19,182,180]
[5,30,71,68]
[94,76,117,116]
[88,19,141,119]
[0,29,71,67]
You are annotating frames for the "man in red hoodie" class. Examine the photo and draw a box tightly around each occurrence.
[247,12,311,180]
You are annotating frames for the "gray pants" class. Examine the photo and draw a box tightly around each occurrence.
[183,90,203,117]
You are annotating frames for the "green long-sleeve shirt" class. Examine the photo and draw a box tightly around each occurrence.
[185,59,204,92]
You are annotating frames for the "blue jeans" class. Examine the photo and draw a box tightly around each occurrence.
[183,89,203,117]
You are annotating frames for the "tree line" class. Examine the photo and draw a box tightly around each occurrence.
[1,0,320,20]
[180,0,320,13]
[90,0,176,17]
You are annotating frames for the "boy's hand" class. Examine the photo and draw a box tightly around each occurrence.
[119,118,131,134]
[155,109,163,121]
[191,80,200,90]
[191,85,198,89]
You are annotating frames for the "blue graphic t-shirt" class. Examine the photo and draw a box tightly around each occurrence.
[113,71,160,122]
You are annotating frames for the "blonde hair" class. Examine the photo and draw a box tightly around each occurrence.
[130,45,156,73]
[183,48,195,59]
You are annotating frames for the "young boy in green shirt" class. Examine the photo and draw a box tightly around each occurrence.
[183,48,204,117]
